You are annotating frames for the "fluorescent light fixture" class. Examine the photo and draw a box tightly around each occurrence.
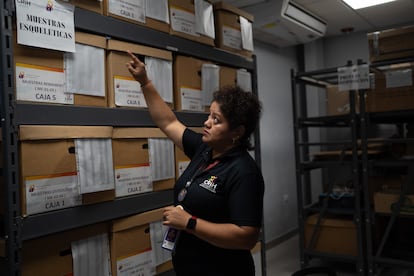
[342,0,397,9]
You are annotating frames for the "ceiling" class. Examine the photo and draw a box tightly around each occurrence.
[215,0,414,45]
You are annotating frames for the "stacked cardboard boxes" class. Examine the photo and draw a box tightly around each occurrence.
[106,39,173,109]
[168,0,216,46]
[103,0,170,33]
[368,25,414,63]
[110,207,173,276]
[112,127,176,197]
[174,55,214,112]
[22,223,109,275]
[19,125,115,216]
[213,2,254,58]
[14,31,108,107]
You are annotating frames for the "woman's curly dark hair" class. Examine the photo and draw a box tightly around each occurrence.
[213,85,262,150]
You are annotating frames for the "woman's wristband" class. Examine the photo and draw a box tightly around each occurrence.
[140,79,152,88]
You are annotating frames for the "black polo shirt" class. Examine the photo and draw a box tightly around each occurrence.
[172,128,264,276]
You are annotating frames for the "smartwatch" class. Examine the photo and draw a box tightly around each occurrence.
[186,216,197,230]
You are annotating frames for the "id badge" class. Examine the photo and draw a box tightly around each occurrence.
[162,227,180,251]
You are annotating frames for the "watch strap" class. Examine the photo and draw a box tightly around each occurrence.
[186,215,197,230]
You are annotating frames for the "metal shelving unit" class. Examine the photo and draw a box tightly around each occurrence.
[291,65,366,275]
[1,2,265,275]
[359,58,414,275]
[293,56,414,276]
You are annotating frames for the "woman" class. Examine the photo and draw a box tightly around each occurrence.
[126,50,264,276]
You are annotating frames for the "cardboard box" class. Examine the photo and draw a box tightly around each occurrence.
[305,214,357,256]
[22,223,108,276]
[103,0,170,33]
[374,192,414,215]
[168,0,215,46]
[174,55,213,111]
[112,127,175,194]
[175,146,189,180]
[367,175,413,204]
[366,70,414,112]
[220,65,237,88]
[326,85,354,115]
[19,125,115,215]
[214,2,254,58]
[106,39,173,109]
[14,31,108,107]
[70,0,104,14]
[110,208,173,276]
[368,25,414,63]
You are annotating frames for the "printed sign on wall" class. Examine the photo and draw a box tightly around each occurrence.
[15,0,76,52]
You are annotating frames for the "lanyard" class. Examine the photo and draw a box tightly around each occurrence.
[177,159,220,202]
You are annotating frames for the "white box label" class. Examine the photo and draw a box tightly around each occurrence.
[115,164,152,197]
[386,69,413,88]
[109,0,146,23]
[222,25,242,50]
[114,76,147,108]
[25,172,81,215]
[16,63,73,104]
[180,87,202,111]
[117,248,155,276]
[170,6,198,36]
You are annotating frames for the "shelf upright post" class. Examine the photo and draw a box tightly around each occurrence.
[358,70,373,275]
[291,68,308,268]
[350,59,366,275]
[0,0,23,275]
[251,55,267,276]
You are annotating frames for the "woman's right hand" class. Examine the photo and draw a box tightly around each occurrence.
[126,50,150,86]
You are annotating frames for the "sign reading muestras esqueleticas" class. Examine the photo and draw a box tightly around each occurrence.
[15,0,75,52]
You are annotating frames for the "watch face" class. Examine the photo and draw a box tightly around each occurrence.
[187,217,197,230]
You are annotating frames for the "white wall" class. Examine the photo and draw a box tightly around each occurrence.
[254,41,299,243]
[323,32,369,68]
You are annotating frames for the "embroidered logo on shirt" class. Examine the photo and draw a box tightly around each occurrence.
[199,176,218,193]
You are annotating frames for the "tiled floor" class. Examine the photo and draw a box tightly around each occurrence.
[264,234,414,276]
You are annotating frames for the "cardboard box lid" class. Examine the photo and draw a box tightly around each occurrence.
[213,2,254,22]
[107,39,172,60]
[19,125,113,140]
[367,25,414,39]
[76,31,107,49]
[111,207,165,232]
[367,25,414,58]
[112,127,166,139]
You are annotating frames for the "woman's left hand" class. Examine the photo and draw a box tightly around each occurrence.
[163,205,191,230]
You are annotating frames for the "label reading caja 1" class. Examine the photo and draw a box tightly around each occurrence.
[25,172,81,215]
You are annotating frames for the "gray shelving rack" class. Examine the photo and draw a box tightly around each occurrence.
[291,65,366,275]
[0,2,265,275]
[292,57,414,276]
[360,57,414,276]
